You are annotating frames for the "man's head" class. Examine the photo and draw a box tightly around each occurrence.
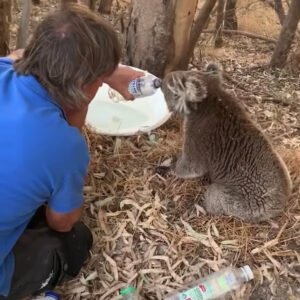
[14,3,121,110]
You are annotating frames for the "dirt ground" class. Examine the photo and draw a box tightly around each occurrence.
[10,0,300,299]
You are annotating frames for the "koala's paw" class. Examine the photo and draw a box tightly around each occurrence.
[154,157,177,177]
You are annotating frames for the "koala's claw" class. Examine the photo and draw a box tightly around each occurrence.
[155,165,172,177]
[155,156,177,177]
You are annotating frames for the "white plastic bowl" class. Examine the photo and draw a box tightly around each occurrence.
[86,71,171,136]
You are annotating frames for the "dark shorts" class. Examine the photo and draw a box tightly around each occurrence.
[0,206,93,300]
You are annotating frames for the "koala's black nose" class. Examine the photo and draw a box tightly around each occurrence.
[206,62,219,73]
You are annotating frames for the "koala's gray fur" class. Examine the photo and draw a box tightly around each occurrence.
[161,63,292,223]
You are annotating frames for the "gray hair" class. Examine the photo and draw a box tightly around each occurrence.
[14,3,121,110]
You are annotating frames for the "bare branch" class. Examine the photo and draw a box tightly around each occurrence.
[202,29,277,43]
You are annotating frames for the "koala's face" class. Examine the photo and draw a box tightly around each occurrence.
[161,70,208,115]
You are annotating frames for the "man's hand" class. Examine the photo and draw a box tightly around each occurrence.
[8,49,24,61]
[46,206,83,232]
[104,64,145,100]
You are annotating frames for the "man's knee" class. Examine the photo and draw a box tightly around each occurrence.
[6,222,92,300]
[7,231,66,299]
[56,222,93,278]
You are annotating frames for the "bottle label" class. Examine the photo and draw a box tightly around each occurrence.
[176,273,237,300]
[176,285,204,300]
[128,78,143,96]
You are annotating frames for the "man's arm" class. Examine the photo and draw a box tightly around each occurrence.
[7,49,24,60]
[104,64,144,100]
[64,65,144,130]
[46,205,83,232]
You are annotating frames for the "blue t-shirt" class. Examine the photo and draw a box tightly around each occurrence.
[0,57,89,296]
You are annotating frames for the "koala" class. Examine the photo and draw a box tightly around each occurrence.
[160,63,292,223]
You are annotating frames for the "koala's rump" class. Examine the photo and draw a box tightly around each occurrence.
[203,116,290,208]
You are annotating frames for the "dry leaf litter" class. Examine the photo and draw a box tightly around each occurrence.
[10,0,300,299]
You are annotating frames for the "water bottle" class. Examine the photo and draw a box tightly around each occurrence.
[120,286,139,299]
[164,265,254,300]
[127,74,161,98]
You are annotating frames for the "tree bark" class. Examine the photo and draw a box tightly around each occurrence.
[0,0,11,56]
[274,0,285,25]
[81,0,96,10]
[215,0,225,47]
[98,0,113,14]
[270,0,300,68]
[224,0,238,30]
[164,0,198,73]
[180,0,217,69]
[16,0,32,49]
[125,0,175,78]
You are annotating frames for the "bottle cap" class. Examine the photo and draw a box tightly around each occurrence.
[153,78,162,89]
[120,286,136,295]
[241,265,254,281]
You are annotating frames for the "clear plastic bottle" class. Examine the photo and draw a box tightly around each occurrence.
[120,286,139,300]
[165,265,254,300]
[108,74,161,102]
[127,74,161,98]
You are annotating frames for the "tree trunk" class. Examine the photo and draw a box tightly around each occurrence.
[274,0,285,25]
[125,0,175,78]
[270,0,300,68]
[224,0,238,30]
[81,0,96,10]
[98,0,113,14]
[0,0,11,56]
[180,0,217,69]
[16,0,32,49]
[164,0,198,73]
[215,0,225,47]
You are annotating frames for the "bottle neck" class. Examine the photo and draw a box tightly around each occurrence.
[239,266,253,282]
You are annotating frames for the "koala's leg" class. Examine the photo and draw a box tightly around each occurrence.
[203,184,227,215]
[175,154,207,179]
[204,184,280,223]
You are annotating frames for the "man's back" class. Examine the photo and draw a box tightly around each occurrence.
[0,57,89,296]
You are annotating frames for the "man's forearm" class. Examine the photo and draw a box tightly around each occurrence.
[103,64,144,100]
[46,206,83,232]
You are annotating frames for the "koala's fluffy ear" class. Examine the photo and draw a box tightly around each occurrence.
[165,71,207,114]
[171,71,208,114]
[184,72,208,103]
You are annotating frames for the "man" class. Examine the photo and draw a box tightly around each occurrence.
[0,3,143,299]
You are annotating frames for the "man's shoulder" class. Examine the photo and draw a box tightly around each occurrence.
[0,57,13,68]
[24,113,89,169]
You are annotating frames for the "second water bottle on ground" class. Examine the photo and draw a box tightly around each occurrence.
[164,265,254,300]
